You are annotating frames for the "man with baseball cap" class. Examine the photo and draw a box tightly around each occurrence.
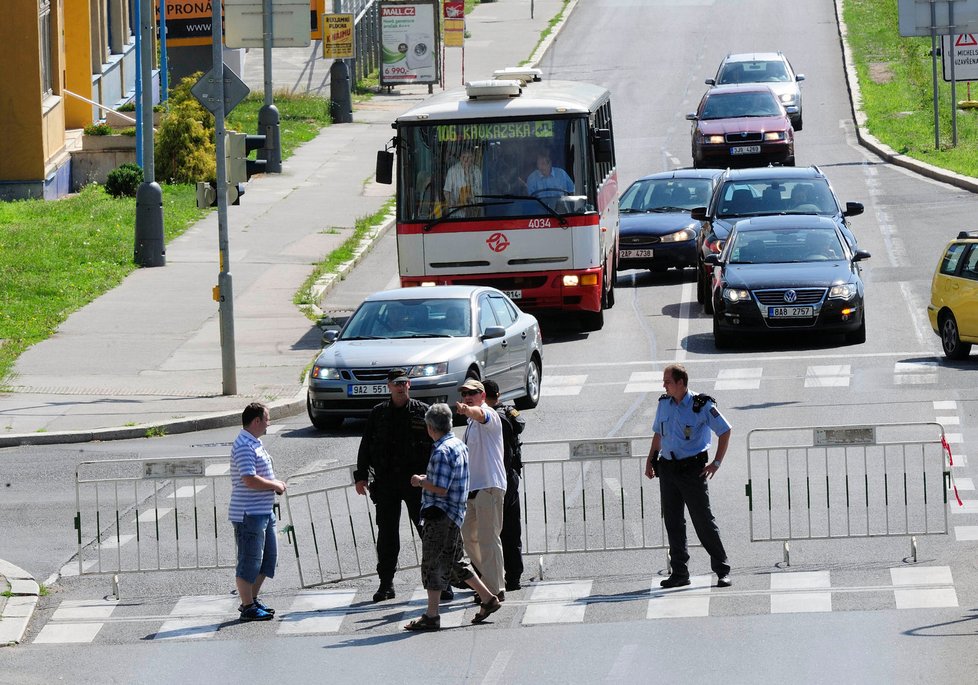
[354,368,437,602]
[456,378,507,601]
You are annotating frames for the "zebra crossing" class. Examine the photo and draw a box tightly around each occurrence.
[30,566,959,644]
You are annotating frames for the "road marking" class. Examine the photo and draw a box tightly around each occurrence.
[770,571,832,614]
[675,281,694,362]
[605,644,640,682]
[481,650,514,685]
[169,485,208,498]
[804,365,850,388]
[548,350,934,370]
[893,359,938,385]
[936,415,960,425]
[715,367,762,391]
[33,599,119,644]
[278,589,356,634]
[624,371,660,393]
[933,400,957,411]
[954,526,978,541]
[154,595,238,640]
[950,477,974,491]
[399,588,469,629]
[136,507,173,524]
[891,566,957,609]
[522,580,592,624]
[646,575,711,619]
[541,374,587,396]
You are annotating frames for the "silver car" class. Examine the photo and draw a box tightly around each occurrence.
[306,285,543,429]
[706,52,806,131]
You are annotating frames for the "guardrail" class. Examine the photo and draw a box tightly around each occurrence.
[746,423,950,565]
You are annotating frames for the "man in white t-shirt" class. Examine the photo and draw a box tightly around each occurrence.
[455,378,507,600]
[443,150,483,217]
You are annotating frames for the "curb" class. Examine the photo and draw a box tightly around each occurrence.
[833,0,978,194]
[0,560,39,647]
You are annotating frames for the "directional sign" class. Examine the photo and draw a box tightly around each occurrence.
[191,63,251,115]
[942,33,978,81]
[898,0,978,37]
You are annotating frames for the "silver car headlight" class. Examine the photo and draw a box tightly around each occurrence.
[311,365,341,380]
[723,288,751,303]
[829,283,857,300]
[660,228,697,243]
[408,363,448,378]
[778,93,797,105]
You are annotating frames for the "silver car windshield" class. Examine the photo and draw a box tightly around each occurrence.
[620,178,713,213]
[342,299,472,339]
[716,179,839,218]
[729,228,844,264]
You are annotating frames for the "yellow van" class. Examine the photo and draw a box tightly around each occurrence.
[928,231,978,359]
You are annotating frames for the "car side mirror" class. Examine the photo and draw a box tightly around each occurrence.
[796,74,806,82]
[704,254,721,266]
[844,201,864,217]
[705,78,716,86]
[322,329,339,345]
[853,249,871,262]
[481,326,505,341]
[685,113,698,121]
[690,207,707,221]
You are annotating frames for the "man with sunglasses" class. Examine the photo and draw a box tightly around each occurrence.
[456,378,507,602]
[354,368,436,602]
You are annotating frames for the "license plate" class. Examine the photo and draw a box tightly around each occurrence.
[348,384,388,396]
[768,306,813,318]
[620,249,653,259]
[730,145,762,155]
[503,290,522,300]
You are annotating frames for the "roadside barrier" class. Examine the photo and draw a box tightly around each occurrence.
[73,456,236,576]
[746,423,950,564]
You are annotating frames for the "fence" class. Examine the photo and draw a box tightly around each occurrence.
[73,456,238,576]
[745,423,950,564]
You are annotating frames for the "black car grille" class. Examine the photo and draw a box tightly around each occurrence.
[754,288,826,305]
[351,368,393,382]
[724,132,763,144]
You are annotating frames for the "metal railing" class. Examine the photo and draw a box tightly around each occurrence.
[745,423,950,564]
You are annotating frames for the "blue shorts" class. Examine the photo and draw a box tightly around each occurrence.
[233,512,277,583]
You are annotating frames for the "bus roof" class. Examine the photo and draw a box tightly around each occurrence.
[393,80,611,124]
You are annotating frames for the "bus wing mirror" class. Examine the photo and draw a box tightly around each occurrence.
[376,150,394,185]
[594,128,613,164]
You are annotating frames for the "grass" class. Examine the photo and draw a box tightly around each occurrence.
[844,0,978,173]
[227,93,331,159]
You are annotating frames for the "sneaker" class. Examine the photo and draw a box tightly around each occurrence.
[659,575,691,588]
[404,614,441,631]
[253,598,275,616]
[440,588,454,601]
[716,576,733,588]
[239,604,274,622]
[373,584,395,602]
[505,580,522,592]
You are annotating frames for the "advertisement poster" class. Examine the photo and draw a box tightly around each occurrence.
[379,0,440,86]
[323,13,354,59]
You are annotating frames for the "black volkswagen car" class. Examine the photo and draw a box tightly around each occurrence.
[618,169,722,272]
[706,216,871,348]
[692,166,864,312]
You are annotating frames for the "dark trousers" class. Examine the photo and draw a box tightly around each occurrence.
[658,458,729,578]
[500,469,523,585]
[371,480,422,584]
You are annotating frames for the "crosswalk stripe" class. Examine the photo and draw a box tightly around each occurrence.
[804,365,851,388]
[277,589,356,634]
[33,599,118,644]
[542,374,587,396]
[891,566,957,609]
[522,580,592,624]
[399,588,470,629]
[646,575,711,619]
[770,571,832,613]
[154,595,238,640]
[715,368,762,391]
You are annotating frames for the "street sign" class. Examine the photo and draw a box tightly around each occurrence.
[157,1,218,47]
[143,459,205,478]
[322,13,354,59]
[569,439,632,459]
[899,0,978,37]
[942,33,978,80]
[225,0,312,48]
[191,63,251,115]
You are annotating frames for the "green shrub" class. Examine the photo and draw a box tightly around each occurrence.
[104,163,144,198]
[154,73,216,184]
[119,126,136,137]
[84,122,113,136]
[117,102,136,112]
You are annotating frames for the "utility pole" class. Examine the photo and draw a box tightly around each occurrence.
[134,0,165,267]
[258,0,283,172]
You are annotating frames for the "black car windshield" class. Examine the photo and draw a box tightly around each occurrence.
[718,60,790,84]
[729,227,844,264]
[342,299,472,339]
[700,91,782,119]
[716,179,838,218]
[620,178,713,212]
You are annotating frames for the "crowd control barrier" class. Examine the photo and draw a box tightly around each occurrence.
[73,456,237,576]
[745,423,950,565]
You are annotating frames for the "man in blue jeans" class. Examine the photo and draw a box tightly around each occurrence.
[229,402,288,621]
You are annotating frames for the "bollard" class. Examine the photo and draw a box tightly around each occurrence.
[134,181,166,267]
[257,104,281,173]
[329,60,353,124]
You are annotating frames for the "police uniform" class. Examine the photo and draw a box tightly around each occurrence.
[653,390,731,580]
[495,402,525,590]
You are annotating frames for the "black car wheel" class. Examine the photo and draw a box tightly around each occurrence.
[940,312,972,360]
[845,318,867,345]
[307,394,344,431]
[704,282,715,314]
[713,314,731,349]
[515,355,541,410]
[696,265,707,305]
[794,116,803,132]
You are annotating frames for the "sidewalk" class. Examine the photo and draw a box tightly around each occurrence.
[0,0,570,448]
[0,560,39,646]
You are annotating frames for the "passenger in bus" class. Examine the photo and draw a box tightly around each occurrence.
[444,149,483,217]
[526,150,574,207]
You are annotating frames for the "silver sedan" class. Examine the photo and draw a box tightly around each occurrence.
[306,285,543,429]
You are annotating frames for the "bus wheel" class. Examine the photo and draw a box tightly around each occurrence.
[581,309,604,332]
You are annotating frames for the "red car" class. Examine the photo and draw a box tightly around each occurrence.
[687,84,795,168]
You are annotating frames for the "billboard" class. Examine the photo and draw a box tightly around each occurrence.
[379,0,440,86]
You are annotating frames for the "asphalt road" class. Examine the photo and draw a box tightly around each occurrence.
[4,0,978,681]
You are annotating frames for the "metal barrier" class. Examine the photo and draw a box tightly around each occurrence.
[746,423,950,564]
[73,456,237,575]
[282,464,421,588]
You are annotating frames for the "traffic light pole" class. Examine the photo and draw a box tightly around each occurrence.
[134,0,165,267]
[212,1,238,395]
[258,0,282,173]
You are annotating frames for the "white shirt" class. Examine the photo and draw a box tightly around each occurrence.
[444,162,483,202]
[464,403,506,491]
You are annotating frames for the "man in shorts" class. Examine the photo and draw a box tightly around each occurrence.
[403,403,502,631]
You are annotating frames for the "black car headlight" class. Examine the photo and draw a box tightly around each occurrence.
[829,283,857,300]
[660,228,697,243]
[723,288,751,303]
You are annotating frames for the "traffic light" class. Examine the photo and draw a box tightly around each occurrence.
[196,181,244,208]
[226,131,267,185]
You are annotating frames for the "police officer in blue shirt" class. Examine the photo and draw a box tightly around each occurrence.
[645,363,732,588]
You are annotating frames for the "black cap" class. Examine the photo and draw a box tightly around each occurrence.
[387,368,410,383]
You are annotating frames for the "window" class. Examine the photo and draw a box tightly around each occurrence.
[488,296,516,327]
[961,245,978,281]
[478,295,497,333]
[39,0,53,95]
[940,243,967,276]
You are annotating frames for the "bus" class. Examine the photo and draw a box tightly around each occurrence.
[376,73,619,330]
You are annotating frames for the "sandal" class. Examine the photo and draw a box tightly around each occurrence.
[404,614,441,631]
[471,595,501,624]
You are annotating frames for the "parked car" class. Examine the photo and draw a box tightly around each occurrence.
[686,84,795,168]
[706,216,871,349]
[707,52,806,131]
[617,168,722,272]
[927,231,978,359]
[692,166,865,312]
[306,286,543,429]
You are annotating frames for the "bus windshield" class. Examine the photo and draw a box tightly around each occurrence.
[398,116,592,222]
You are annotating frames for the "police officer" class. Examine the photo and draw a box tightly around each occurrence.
[483,379,526,592]
[644,363,732,588]
[354,368,445,602]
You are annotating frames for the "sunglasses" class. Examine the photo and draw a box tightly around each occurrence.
[460,389,481,397]
[391,380,409,386]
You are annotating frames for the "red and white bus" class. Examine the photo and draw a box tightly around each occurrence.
[377,75,619,330]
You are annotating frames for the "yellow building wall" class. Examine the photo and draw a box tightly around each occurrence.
[0,3,45,180]
[65,0,94,129]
